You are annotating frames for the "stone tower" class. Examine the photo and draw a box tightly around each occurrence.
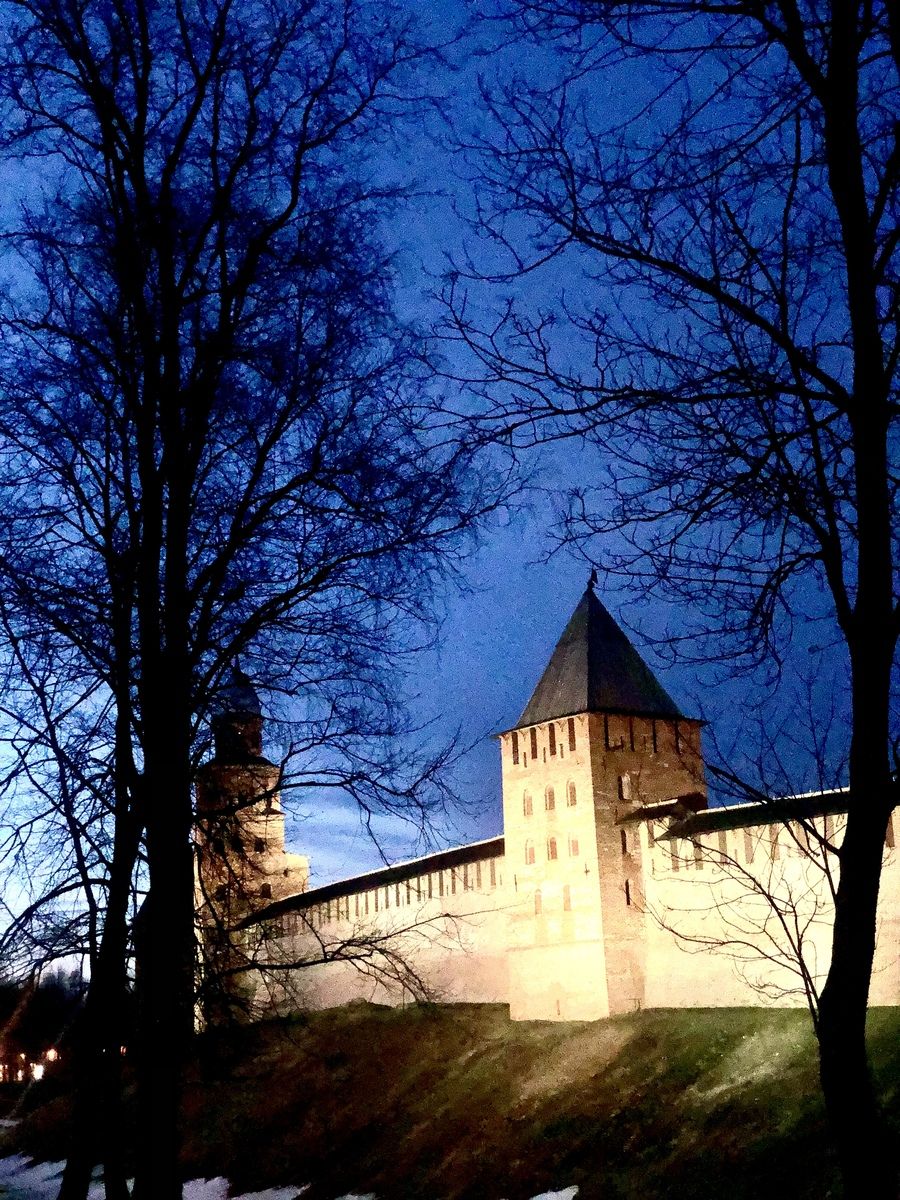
[500,580,707,1020]
[195,667,308,1018]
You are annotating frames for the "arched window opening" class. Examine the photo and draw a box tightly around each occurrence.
[523,791,533,817]
[534,889,542,916]
[567,781,577,807]
[547,837,558,861]
[545,786,555,811]
[259,883,272,900]
[568,835,579,857]
[525,839,535,865]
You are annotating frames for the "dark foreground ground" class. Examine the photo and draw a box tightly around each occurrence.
[4,1002,900,1199]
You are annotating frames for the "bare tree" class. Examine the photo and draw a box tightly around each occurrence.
[0,0,503,1195]
[440,1,899,1192]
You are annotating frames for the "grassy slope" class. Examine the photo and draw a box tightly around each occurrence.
[8,1003,900,1199]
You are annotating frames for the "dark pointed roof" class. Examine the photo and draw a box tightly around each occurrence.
[219,664,262,717]
[517,583,685,727]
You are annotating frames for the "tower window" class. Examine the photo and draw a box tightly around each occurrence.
[530,728,538,758]
[254,837,266,854]
[511,731,519,765]
[525,839,535,865]
[625,880,631,907]
[260,883,272,900]
[618,774,632,802]
[568,718,576,752]
[568,835,579,857]
[545,786,555,811]
[567,781,577,807]
[718,830,728,864]
[490,858,496,887]
[549,724,557,756]
[523,791,533,816]
[547,837,558,861]
[694,839,703,869]
[651,720,658,753]
[620,828,628,854]
[535,888,542,916]
[887,816,895,848]
[563,884,572,912]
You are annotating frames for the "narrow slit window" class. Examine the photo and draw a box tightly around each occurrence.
[563,884,572,912]
[530,728,538,758]
[887,815,895,848]
[549,724,557,756]
[744,828,755,863]
[568,718,576,752]
[620,828,628,855]
[523,791,533,817]
[489,858,496,888]
[567,782,577,807]
[545,786,555,811]
[525,839,535,865]
[511,731,520,765]
[693,839,703,869]
[547,837,558,861]
[718,830,728,864]
[568,835,579,857]
[625,880,631,907]
[534,888,542,916]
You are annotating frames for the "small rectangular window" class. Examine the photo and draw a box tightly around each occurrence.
[476,861,482,889]
[671,840,680,871]
[744,828,755,863]
[511,731,519,765]
[530,728,538,758]
[451,869,457,894]
[439,870,445,898]
[406,880,412,903]
[718,830,728,864]
[651,720,658,753]
[693,839,703,869]
[563,884,572,912]
[625,880,631,907]
[770,826,780,860]
[374,889,379,912]
[384,887,389,910]
[886,815,895,848]
[428,873,433,899]
[365,891,369,914]
[568,718,576,752]
[620,828,628,855]
[568,835,579,857]
[396,882,401,905]
[549,724,557,756]
[355,894,360,917]
[489,858,496,888]
[463,864,470,891]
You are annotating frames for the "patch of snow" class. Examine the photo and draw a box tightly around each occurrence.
[0,1159,308,1200]
[529,1189,578,1200]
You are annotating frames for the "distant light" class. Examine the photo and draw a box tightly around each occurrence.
[31,1063,44,1081]
[45,1048,59,1062]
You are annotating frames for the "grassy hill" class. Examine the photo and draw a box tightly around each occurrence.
[6,1002,900,1199]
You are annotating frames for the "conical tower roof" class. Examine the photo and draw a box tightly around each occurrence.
[517,582,684,727]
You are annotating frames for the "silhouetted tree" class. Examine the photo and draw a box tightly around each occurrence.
[0,0,502,1195]
[443,1,899,1193]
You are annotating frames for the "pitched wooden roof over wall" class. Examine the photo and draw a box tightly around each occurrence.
[516,583,685,728]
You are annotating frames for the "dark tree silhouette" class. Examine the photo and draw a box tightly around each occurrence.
[0,0,502,1195]
[442,1,899,1193]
